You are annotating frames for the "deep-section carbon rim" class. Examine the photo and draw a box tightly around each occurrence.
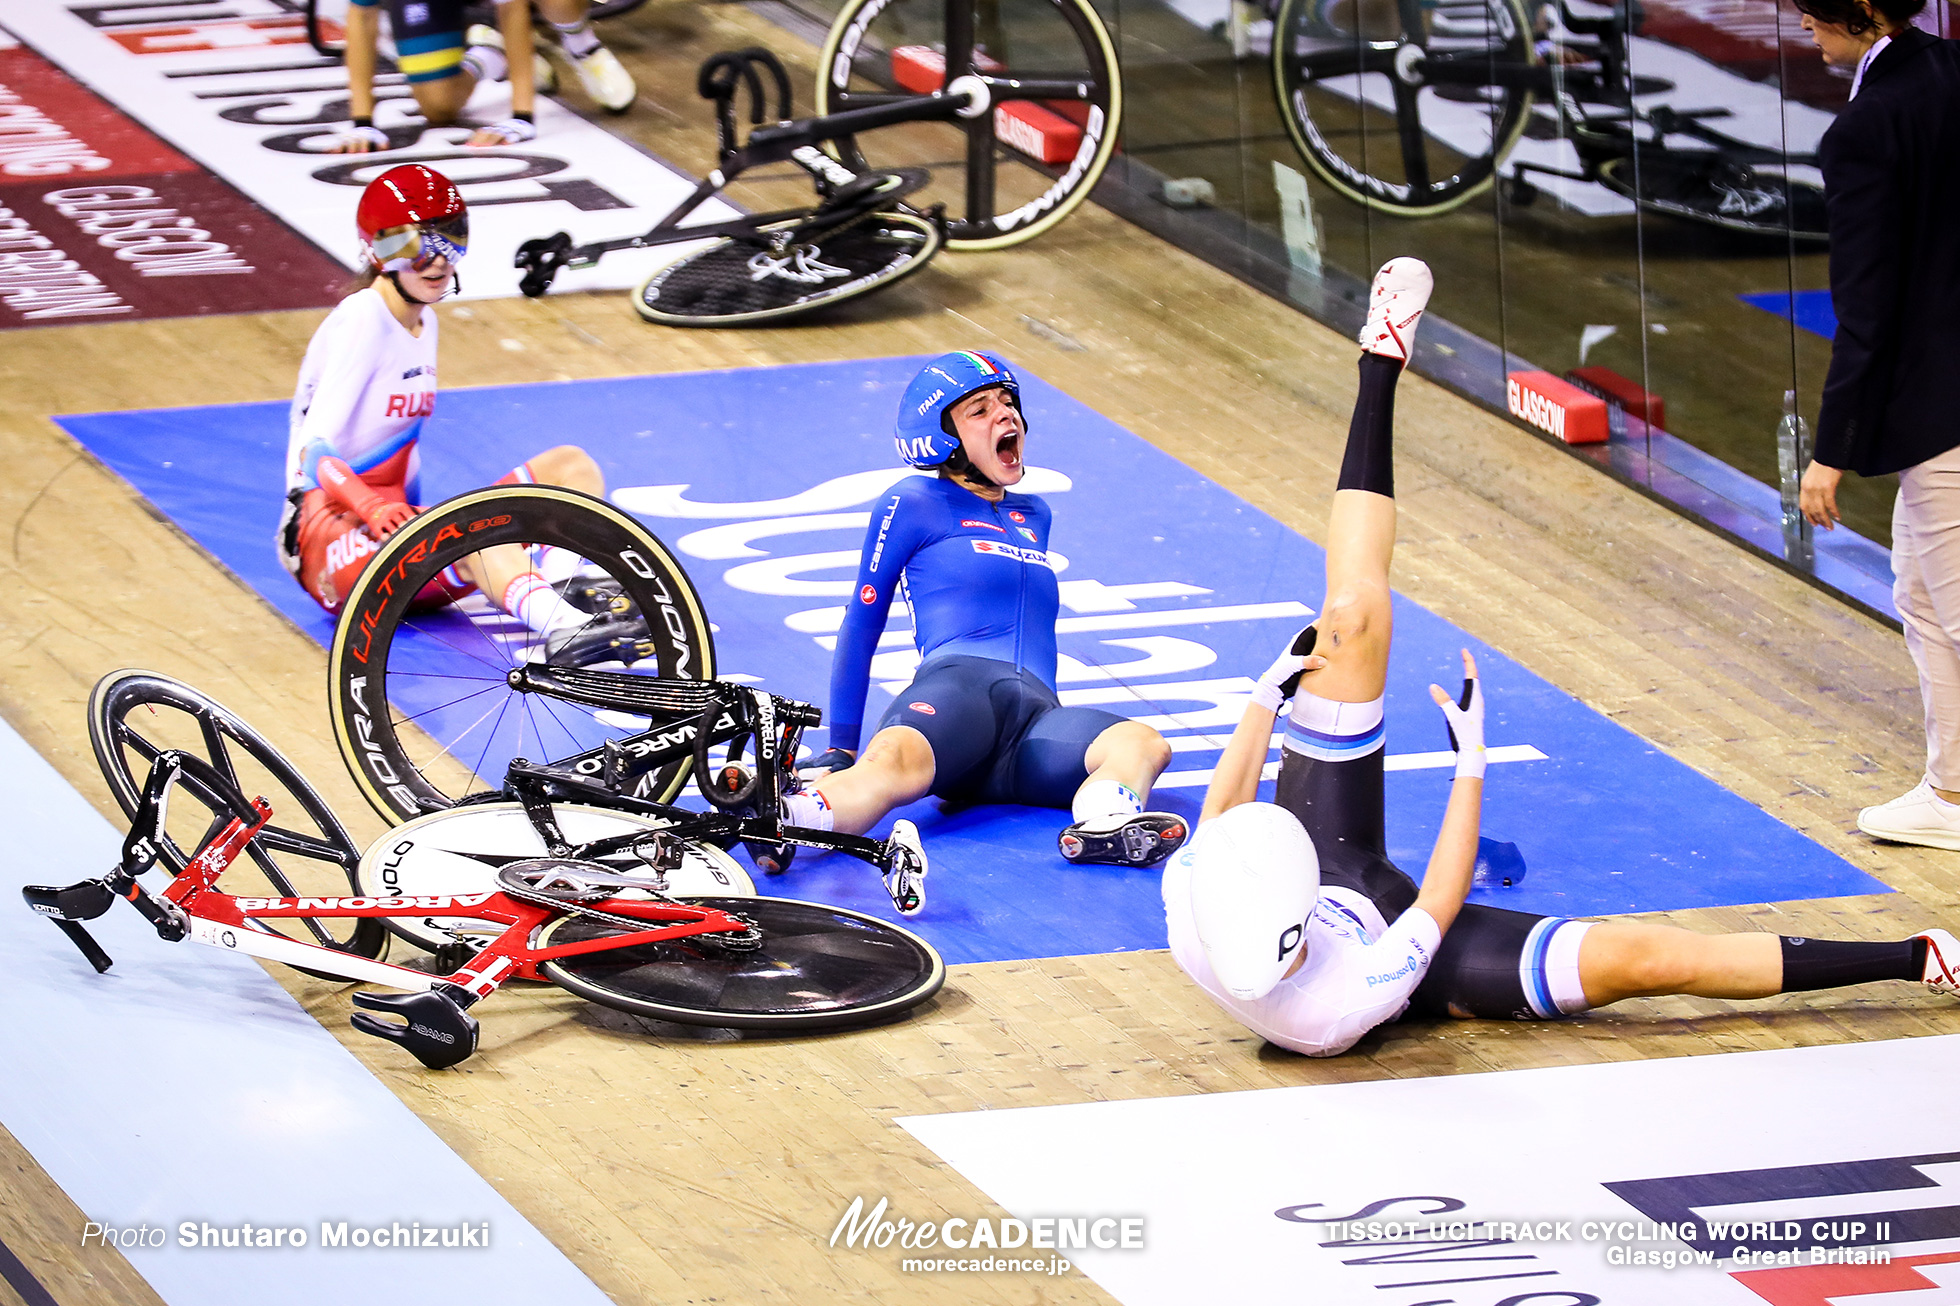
[1273,0,1535,217]
[87,668,385,967]
[327,485,716,826]
[814,0,1123,250]
[540,895,947,1031]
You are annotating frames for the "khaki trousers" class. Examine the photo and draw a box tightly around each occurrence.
[1894,442,1960,790]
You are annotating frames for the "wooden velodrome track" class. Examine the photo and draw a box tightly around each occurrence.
[3,3,1959,1303]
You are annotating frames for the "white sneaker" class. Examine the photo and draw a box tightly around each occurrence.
[1917,928,1960,995]
[1357,256,1433,363]
[1858,779,1960,851]
[573,44,636,113]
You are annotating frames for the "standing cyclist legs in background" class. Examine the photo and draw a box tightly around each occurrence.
[329,0,547,151]
[783,351,1186,873]
[536,0,638,113]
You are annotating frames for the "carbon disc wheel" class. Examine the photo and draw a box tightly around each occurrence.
[540,895,946,1032]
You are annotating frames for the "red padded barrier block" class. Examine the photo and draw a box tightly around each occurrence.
[891,46,1084,166]
[1566,364,1666,429]
[1506,371,1610,445]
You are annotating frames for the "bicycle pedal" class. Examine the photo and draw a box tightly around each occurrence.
[350,987,480,1069]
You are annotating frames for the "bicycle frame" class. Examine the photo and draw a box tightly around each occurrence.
[515,46,995,290]
[25,750,767,1067]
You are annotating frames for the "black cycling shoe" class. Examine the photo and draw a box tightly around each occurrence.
[1058,812,1189,867]
[543,613,655,668]
[717,764,796,874]
[553,574,628,616]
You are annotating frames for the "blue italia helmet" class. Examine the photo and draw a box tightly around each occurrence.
[893,350,1022,469]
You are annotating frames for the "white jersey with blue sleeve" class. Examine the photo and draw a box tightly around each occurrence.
[1163,852,1442,1057]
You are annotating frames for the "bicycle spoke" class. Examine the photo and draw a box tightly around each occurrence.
[1294,43,1393,80]
[194,716,241,791]
[257,825,354,865]
[391,679,507,728]
[1391,79,1432,192]
[244,840,340,946]
[964,114,997,225]
[396,612,519,675]
[409,687,517,778]
[466,693,516,798]
[983,75,1095,101]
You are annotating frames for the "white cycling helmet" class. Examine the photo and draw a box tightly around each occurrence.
[1185,802,1320,1000]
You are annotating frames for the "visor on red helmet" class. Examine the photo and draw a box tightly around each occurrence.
[357,164,468,272]
[369,213,469,272]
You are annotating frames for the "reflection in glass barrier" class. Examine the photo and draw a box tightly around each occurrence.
[763,0,1949,614]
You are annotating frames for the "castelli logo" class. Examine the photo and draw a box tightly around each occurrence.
[860,584,877,604]
[908,702,936,716]
[1008,511,1025,523]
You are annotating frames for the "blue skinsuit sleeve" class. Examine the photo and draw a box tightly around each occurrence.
[829,487,919,752]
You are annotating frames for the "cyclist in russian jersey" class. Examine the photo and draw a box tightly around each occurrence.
[280,164,644,667]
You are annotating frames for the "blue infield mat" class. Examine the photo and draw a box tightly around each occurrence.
[57,358,1887,965]
[1740,288,1838,340]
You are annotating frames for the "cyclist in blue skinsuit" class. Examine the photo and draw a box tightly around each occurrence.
[779,351,1187,868]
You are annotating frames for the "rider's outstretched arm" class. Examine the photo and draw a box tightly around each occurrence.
[1199,635,1326,825]
[1410,649,1485,935]
[828,485,923,753]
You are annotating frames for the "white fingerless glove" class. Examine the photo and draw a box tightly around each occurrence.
[332,123,391,151]
[1435,673,1487,780]
[1250,625,1318,714]
[479,117,538,144]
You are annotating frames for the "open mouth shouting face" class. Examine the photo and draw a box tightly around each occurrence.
[949,385,1027,488]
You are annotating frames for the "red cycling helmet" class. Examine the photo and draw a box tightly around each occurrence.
[356,164,468,272]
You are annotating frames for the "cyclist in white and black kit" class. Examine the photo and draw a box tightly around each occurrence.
[1170,257,1960,1057]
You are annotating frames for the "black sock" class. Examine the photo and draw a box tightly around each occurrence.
[1777,936,1924,992]
[1337,353,1400,498]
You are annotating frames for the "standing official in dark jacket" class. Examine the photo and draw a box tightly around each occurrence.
[1799,1,1960,849]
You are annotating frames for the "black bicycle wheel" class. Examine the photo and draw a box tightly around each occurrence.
[540,895,946,1031]
[1274,0,1535,216]
[814,0,1122,251]
[1595,155,1829,242]
[88,669,385,967]
[634,211,943,327]
[327,485,716,825]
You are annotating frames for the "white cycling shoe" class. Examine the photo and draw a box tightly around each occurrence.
[1358,257,1433,364]
[1917,929,1960,996]
[573,44,636,113]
